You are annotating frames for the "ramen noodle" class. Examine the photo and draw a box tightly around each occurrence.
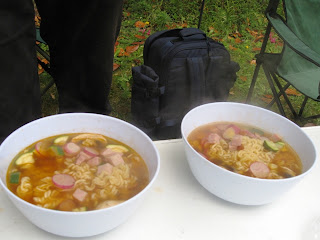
[6,133,149,211]
[187,122,302,179]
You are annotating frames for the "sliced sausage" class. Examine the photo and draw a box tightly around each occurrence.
[52,174,75,189]
[83,147,99,157]
[64,142,81,156]
[249,161,270,178]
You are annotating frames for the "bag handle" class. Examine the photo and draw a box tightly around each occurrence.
[179,28,207,41]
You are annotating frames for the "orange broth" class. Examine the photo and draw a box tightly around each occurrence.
[6,133,149,211]
[187,122,302,179]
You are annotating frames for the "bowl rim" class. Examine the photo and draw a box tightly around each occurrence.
[0,112,160,215]
[181,102,318,182]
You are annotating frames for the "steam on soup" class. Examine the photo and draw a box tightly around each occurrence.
[187,122,302,179]
[6,133,149,211]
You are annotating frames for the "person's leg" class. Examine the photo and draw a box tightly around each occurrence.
[36,0,124,114]
[0,1,41,143]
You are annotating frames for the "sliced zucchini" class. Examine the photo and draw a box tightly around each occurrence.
[263,140,279,152]
[250,128,264,136]
[106,144,129,153]
[72,206,87,212]
[15,152,35,165]
[275,141,285,149]
[50,145,64,156]
[54,136,69,145]
[9,171,21,184]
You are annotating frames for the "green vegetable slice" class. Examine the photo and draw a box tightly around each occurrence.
[15,152,35,165]
[263,140,279,152]
[275,141,285,149]
[10,171,21,184]
[50,145,64,156]
[250,128,264,136]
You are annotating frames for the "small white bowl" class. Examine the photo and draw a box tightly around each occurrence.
[0,113,160,237]
[181,102,317,205]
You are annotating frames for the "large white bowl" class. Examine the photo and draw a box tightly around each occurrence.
[0,113,160,237]
[181,102,317,205]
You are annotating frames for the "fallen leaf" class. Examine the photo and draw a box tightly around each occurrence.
[133,59,142,65]
[252,47,261,52]
[263,94,273,99]
[134,21,145,28]
[261,97,272,104]
[254,35,264,42]
[246,17,251,26]
[239,76,247,82]
[126,45,139,54]
[113,63,120,71]
[118,48,126,56]
[261,94,273,103]
[235,38,242,43]
[40,58,49,65]
[233,31,242,38]
[285,88,302,96]
[212,37,223,42]
[209,26,219,34]
[38,64,44,75]
[180,23,188,28]
[34,17,40,27]
[250,59,256,65]
[132,41,145,45]
[229,45,238,51]
[50,93,56,100]
[135,35,146,40]
[246,27,259,37]
[166,23,178,29]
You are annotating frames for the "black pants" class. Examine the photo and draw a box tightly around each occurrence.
[0,0,123,142]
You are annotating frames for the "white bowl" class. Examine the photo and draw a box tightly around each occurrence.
[0,113,160,237]
[181,102,317,205]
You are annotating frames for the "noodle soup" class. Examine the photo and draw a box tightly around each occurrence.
[187,122,302,179]
[6,133,149,211]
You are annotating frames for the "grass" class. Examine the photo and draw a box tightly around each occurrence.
[39,0,320,127]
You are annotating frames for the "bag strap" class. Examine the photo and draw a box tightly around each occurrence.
[179,28,206,41]
[187,57,206,107]
[159,57,206,130]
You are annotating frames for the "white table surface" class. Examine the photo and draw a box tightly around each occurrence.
[1,126,320,240]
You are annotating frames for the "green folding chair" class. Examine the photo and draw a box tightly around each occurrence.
[246,0,320,121]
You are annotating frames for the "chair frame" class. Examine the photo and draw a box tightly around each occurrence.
[246,0,320,121]
[36,28,54,97]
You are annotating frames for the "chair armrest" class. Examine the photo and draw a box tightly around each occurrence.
[267,12,320,67]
